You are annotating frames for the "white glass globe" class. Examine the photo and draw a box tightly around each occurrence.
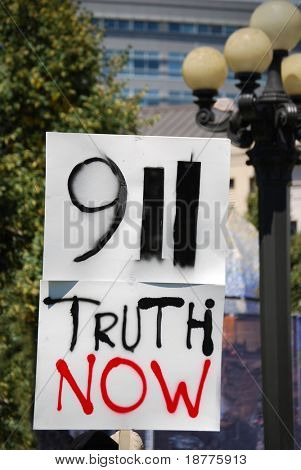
[224,27,273,73]
[282,53,301,95]
[250,1,301,51]
[182,47,228,91]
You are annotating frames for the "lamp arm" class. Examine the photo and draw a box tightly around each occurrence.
[192,88,257,146]
[195,108,232,132]
[193,89,233,132]
[227,110,253,148]
[290,98,301,147]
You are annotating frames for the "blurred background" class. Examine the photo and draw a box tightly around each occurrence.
[0,0,300,450]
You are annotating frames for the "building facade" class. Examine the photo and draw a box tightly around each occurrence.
[83,0,301,229]
[83,0,269,105]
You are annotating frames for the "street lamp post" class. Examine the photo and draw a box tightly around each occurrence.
[182,0,301,450]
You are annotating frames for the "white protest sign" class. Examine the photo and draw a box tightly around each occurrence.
[34,132,230,432]
[43,133,230,284]
[34,281,225,431]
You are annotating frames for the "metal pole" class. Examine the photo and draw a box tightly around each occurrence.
[191,47,299,450]
[257,175,294,449]
[246,50,296,449]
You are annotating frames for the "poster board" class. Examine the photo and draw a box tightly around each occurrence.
[34,281,225,430]
[34,133,230,431]
[43,133,230,285]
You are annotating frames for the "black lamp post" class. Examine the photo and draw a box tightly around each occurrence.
[182,0,301,450]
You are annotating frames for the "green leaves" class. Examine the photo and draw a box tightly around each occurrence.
[0,0,142,449]
[291,232,301,313]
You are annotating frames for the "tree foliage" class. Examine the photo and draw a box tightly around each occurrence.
[291,231,301,313]
[0,0,143,449]
[246,187,258,229]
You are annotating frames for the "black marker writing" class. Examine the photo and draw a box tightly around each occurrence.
[68,156,127,262]
[94,313,118,350]
[122,305,141,353]
[44,296,100,351]
[138,297,184,348]
[186,298,214,356]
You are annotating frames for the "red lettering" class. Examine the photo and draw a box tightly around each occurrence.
[100,357,147,413]
[151,359,211,418]
[56,353,95,415]
[55,355,210,418]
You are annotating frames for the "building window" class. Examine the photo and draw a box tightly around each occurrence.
[104,19,159,32]
[104,19,114,29]
[147,21,159,31]
[168,90,194,104]
[225,25,237,35]
[168,22,197,34]
[169,22,180,32]
[167,22,237,37]
[132,50,160,76]
[108,49,161,77]
[134,89,160,106]
[92,17,101,26]
[211,25,222,35]
[145,89,160,106]
[104,19,130,31]
[101,18,242,39]
[230,178,235,189]
[133,21,159,32]
[181,23,195,34]
[168,52,186,77]
[134,21,144,31]
[198,24,209,34]
[118,20,130,30]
